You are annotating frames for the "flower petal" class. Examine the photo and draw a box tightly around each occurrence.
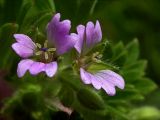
[79,69,124,95]
[47,13,76,55]
[90,75,102,90]
[13,34,36,50]
[75,21,102,54]
[80,68,102,89]
[74,25,85,54]
[86,21,102,48]
[94,20,102,42]
[29,62,45,75]
[80,68,92,84]
[12,43,34,58]
[97,70,125,89]
[86,21,95,47]
[101,79,116,96]
[56,33,78,55]
[44,62,58,77]
[17,59,34,77]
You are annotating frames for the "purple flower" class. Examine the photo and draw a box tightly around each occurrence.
[74,21,102,54]
[12,13,77,78]
[12,34,58,78]
[75,21,125,95]
[47,13,77,55]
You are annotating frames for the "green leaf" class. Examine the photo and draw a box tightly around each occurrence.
[129,106,160,120]
[77,88,105,110]
[35,0,55,12]
[133,78,157,95]
[19,0,55,33]
[2,84,42,113]
[0,23,19,40]
[111,41,127,66]
[21,92,41,111]
[0,23,19,69]
[102,41,113,60]
[112,50,127,67]
[112,42,124,57]
[123,60,147,71]
[105,87,144,101]
[125,38,139,64]
[59,85,75,107]
[59,67,84,91]
[0,0,23,24]
[106,105,129,120]
[16,0,33,25]
[122,69,144,81]
[88,62,115,72]
[122,60,147,81]
[43,79,62,97]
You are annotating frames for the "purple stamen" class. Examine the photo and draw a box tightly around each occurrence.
[40,48,48,52]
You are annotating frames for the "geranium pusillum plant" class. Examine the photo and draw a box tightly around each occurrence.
[12,13,77,78]
[74,21,125,96]
[12,12,125,96]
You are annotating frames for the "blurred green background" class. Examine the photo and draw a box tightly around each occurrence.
[0,0,160,120]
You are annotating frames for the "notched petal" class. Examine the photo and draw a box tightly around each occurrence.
[45,62,58,77]
[94,20,102,42]
[80,68,92,84]
[47,13,75,55]
[74,25,85,54]
[101,81,116,96]
[80,68,124,96]
[13,34,36,50]
[29,62,45,75]
[91,75,102,90]
[98,70,125,89]
[12,43,34,58]
[17,59,34,77]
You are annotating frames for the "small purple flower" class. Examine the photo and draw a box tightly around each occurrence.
[74,21,102,54]
[12,34,58,78]
[75,21,125,95]
[47,13,77,55]
[12,13,76,78]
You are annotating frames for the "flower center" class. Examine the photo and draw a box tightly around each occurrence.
[35,40,56,62]
[76,52,103,69]
[91,52,102,63]
[40,47,48,52]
